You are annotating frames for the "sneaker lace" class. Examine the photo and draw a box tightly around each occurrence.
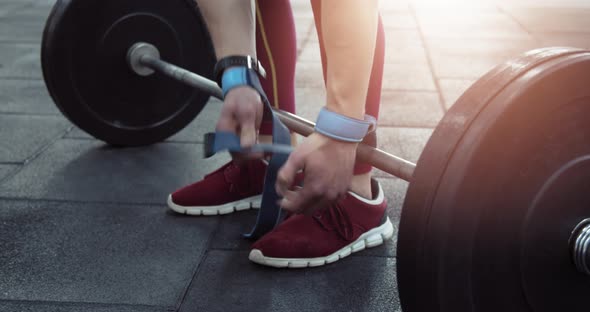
[204,161,250,195]
[313,201,354,241]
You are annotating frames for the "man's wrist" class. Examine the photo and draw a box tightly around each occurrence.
[214,55,266,86]
[220,67,262,97]
[314,107,376,143]
[314,131,359,147]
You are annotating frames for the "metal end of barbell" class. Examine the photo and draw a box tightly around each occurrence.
[127,42,160,76]
[570,218,590,276]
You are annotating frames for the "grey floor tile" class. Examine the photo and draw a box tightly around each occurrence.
[0,43,41,78]
[0,199,217,306]
[30,0,59,9]
[425,37,540,59]
[415,9,531,39]
[438,78,477,109]
[0,301,165,312]
[294,17,314,37]
[295,62,325,88]
[0,23,42,44]
[65,128,99,140]
[209,209,260,251]
[429,53,507,79]
[504,7,590,33]
[384,40,428,65]
[378,90,443,128]
[382,61,436,91]
[535,32,590,49]
[291,2,314,19]
[8,3,53,19]
[384,28,424,46]
[376,127,433,167]
[0,139,230,203]
[0,79,58,115]
[0,114,70,162]
[64,128,97,140]
[412,2,497,11]
[425,37,539,79]
[303,22,319,44]
[0,8,48,43]
[180,250,400,312]
[384,29,428,65]
[297,42,322,62]
[294,86,325,122]
[0,164,18,181]
[0,2,27,18]
[381,11,417,29]
[379,1,411,13]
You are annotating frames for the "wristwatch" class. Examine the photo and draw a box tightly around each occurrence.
[213,55,267,85]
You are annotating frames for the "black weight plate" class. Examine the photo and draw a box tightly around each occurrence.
[398,47,590,312]
[42,0,215,146]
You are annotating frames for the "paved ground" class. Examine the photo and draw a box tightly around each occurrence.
[0,0,589,311]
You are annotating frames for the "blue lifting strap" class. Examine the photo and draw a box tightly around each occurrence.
[204,69,292,240]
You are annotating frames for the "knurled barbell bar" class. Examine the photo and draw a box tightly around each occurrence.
[41,0,590,311]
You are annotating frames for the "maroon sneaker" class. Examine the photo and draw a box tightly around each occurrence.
[248,179,393,268]
[167,159,267,215]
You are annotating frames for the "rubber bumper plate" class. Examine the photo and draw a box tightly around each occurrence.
[41,0,216,146]
[397,47,590,312]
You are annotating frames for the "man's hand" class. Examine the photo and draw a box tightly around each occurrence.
[276,133,357,215]
[216,86,264,159]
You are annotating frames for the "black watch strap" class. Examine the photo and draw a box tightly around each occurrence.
[214,55,267,85]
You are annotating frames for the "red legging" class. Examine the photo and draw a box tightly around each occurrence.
[256,0,385,175]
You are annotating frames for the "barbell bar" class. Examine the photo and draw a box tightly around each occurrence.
[127,42,417,182]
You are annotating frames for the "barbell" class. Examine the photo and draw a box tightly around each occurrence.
[40,0,590,311]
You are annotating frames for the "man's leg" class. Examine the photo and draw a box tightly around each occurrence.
[256,0,297,140]
[248,2,392,268]
[310,0,385,199]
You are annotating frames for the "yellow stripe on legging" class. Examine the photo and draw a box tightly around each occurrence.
[255,1,279,109]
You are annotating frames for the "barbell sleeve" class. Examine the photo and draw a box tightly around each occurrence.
[139,51,416,182]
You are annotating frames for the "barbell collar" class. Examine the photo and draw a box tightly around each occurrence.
[127,42,160,76]
[571,218,590,276]
[129,42,416,181]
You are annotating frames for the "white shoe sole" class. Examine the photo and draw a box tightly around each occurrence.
[167,194,261,216]
[248,216,394,268]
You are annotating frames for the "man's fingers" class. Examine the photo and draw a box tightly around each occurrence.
[276,153,304,197]
[216,112,238,133]
[279,187,316,214]
[239,122,258,149]
[280,185,328,215]
[278,189,301,213]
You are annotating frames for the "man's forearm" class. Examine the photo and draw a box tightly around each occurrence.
[196,0,256,59]
[322,0,379,120]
